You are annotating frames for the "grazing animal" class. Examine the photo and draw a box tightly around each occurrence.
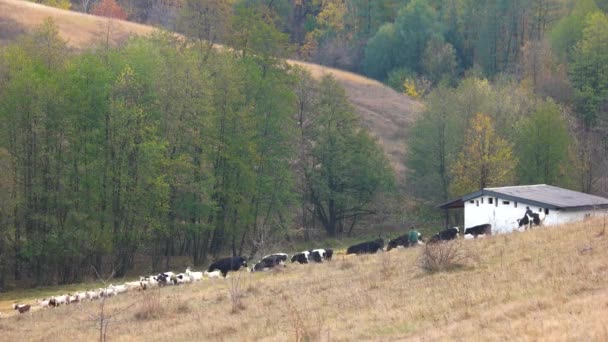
[100,287,116,297]
[68,295,79,303]
[139,276,159,290]
[12,304,30,314]
[324,248,334,260]
[185,267,204,281]
[309,249,327,263]
[464,224,492,237]
[262,253,288,263]
[156,272,176,285]
[517,212,546,230]
[429,227,460,243]
[387,231,422,251]
[252,255,285,272]
[124,281,141,290]
[346,238,384,255]
[204,270,222,279]
[86,290,101,300]
[110,284,128,295]
[290,251,310,264]
[38,299,50,308]
[207,256,248,277]
[175,273,193,284]
[53,294,69,305]
[463,234,475,240]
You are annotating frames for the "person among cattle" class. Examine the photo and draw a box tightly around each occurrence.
[408,229,421,246]
[525,206,533,217]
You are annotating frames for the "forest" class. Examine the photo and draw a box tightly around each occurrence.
[0,0,606,287]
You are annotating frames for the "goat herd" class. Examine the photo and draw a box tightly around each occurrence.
[5,225,491,318]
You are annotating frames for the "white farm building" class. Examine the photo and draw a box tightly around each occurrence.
[439,184,608,234]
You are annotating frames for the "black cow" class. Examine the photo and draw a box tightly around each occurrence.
[207,256,248,277]
[346,238,384,255]
[464,224,491,237]
[429,227,459,243]
[252,255,284,272]
[290,251,310,264]
[387,231,422,251]
[324,248,334,260]
[386,234,410,251]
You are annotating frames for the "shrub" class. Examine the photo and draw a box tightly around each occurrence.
[416,240,469,273]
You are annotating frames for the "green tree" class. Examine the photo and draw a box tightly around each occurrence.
[515,100,573,186]
[305,76,393,237]
[570,11,608,126]
[449,113,516,196]
[362,23,399,79]
[550,0,599,61]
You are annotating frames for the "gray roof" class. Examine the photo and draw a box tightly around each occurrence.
[439,184,608,210]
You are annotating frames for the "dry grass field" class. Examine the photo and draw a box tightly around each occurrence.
[0,0,422,183]
[1,219,607,341]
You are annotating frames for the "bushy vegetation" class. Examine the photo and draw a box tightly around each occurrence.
[0,19,393,288]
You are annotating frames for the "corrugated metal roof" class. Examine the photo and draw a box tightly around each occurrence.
[461,184,608,210]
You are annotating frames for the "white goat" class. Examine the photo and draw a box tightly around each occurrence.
[38,299,50,309]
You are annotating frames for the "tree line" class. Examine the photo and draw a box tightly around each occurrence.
[0,20,392,288]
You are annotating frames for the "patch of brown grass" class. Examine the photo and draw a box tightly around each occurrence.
[2,221,607,340]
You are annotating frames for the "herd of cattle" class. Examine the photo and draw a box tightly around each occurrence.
[6,215,546,317]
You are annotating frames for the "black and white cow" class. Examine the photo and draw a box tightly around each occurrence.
[207,256,248,277]
[346,238,384,255]
[429,227,459,243]
[464,224,491,237]
[262,253,288,263]
[252,255,285,272]
[517,212,545,230]
[291,251,310,264]
[309,249,325,262]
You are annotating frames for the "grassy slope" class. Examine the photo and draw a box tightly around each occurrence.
[0,0,422,182]
[1,219,607,340]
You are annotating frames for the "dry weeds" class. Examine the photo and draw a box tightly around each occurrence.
[0,219,607,340]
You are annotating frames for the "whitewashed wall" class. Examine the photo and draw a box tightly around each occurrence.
[463,195,608,234]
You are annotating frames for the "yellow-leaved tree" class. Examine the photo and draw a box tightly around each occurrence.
[449,113,516,196]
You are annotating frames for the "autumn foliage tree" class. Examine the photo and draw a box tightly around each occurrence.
[91,0,128,20]
[449,113,516,196]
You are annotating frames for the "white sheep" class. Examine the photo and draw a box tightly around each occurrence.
[124,281,141,290]
[100,287,116,297]
[185,267,203,281]
[53,294,69,305]
[86,289,101,300]
[110,284,128,295]
[204,270,222,279]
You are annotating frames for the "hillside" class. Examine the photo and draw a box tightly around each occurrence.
[0,0,422,182]
[0,220,607,340]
